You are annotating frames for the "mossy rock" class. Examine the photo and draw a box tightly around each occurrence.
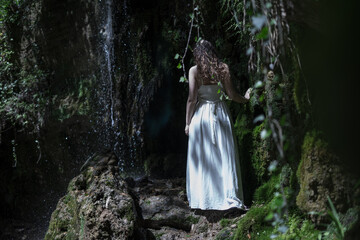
[45,156,138,240]
[296,131,353,224]
[253,174,280,204]
[251,122,273,185]
[215,228,233,240]
[233,205,271,240]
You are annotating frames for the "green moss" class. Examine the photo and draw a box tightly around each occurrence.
[185,215,200,224]
[135,44,156,85]
[54,76,95,122]
[233,107,254,203]
[296,130,329,208]
[79,214,86,240]
[251,122,272,184]
[67,178,76,192]
[117,200,135,222]
[66,228,78,240]
[45,193,79,240]
[273,214,320,240]
[253,174,280,203]
[296,130,326,182]
[232,203,321,240]
[234,113,251,141]
[233,205,271,240]
[83,167,94,184]
[215,229,233,240]
[220,218,231,228]
[155,232,165,239]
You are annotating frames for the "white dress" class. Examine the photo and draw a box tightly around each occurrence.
[186,83,245,210]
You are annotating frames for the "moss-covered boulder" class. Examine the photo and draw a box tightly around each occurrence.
[251,122,274,185]
[45,153,143,240]
[233,205,271,240]
[296,131,353,223]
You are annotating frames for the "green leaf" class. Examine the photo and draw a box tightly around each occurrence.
[327,196,345,238]
[254,81,263,88]
[177,62,182,69]
[251,15,267,31]
[265,212,274,221]
[278,225,288,233]
[179,76,187,82]
[259,94,265,102]
[174,53,180,60]
[268,160,278,172]
[255,26,269,40]
[246,47,254,55]
[253,114,265,123]
[260,129,272,139]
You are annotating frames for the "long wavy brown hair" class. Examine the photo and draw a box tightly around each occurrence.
[193,40,226,84]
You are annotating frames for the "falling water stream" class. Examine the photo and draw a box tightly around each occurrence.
[104,0,115,127]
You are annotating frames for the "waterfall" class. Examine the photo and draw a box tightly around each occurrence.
[104,0,115,127]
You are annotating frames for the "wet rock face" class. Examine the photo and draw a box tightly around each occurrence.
[45,153,142,240]
[296,131,354,224]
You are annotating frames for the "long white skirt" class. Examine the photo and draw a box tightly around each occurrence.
[186,100,245,210]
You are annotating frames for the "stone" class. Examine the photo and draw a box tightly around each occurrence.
[45,154,144,240]
[296,131,354,224]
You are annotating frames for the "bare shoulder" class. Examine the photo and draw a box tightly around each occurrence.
[189,65,198,75]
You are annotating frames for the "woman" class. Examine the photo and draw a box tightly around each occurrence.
[185,40,251,210]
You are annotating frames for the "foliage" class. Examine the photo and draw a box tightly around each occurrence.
[0,0,22,22]
[272,214,320,240]
[324,196,345,240]
[251,121,272,184]
[175,2,201,83]
[253,173,280,203]
[220,218,231,228]
[324,206,359,240]
[53,76,94,122]
[1,0,48,136]
[0,68,48,130]
[233,205,272,240]
[295,130,335,214]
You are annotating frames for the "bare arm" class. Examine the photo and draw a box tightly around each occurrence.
[222,64,249,103]
[185,66,198,135]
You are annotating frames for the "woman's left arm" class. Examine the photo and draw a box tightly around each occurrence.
[185,66,198,136]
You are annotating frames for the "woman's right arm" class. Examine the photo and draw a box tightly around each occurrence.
[185,66,198,135]
[222,63,249,103]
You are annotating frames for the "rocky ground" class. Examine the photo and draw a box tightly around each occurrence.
[43,152,247,240]
[130,176,246,240]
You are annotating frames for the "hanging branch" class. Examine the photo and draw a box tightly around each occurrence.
[177,2,201,83]
[180,6,195,82]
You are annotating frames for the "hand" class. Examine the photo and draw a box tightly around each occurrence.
[245,88,252,100]
[185,125,189,136]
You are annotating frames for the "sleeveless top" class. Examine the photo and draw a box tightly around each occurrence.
[197,82,224,102]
